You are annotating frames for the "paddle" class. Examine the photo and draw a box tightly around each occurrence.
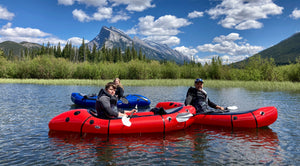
[210,105,238,113]
[121,105,138,127]
[195,105,238,114]
[225,106,238,110]
[120,97,129,104]
[176,105,238,122]
[122,114,132,127]
[176,112,194,122]
[132,94,149,102]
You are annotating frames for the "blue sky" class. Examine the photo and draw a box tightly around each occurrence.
[0,0,300,64]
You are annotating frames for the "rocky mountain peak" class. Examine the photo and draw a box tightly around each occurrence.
[88,26,190,64]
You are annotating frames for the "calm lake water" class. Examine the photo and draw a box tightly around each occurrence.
[0,83,299,165]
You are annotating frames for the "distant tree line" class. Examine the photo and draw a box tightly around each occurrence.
[3,39,148,63]
[0,41,299,82]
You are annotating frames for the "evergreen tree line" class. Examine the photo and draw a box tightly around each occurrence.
[0,43,299,82]
[3,40,147,63]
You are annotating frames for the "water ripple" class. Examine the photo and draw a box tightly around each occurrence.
[0,84,299,165]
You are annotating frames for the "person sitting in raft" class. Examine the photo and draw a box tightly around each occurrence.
[96,82,136,119]
[114,78,124,100]
[185,78,224,113]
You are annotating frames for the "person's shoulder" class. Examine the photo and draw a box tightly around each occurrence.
[187,87,197,96]
[188,87,196,92]
[99,95,110,101]
[118,86,124,90]
[188,86,195,90]
[98,88,105,96]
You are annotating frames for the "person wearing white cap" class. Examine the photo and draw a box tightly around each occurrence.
[185,78,224,113]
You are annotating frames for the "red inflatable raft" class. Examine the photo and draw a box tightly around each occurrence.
[48,105,196,135]
[156,102,278,128]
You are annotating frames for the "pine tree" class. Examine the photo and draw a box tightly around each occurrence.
[138,48,143,60]
[46,42,51,55]
[118,47,123,62]
[40,43,45,55]
[113,47,118,63]
[78,38,85,62]
[125,47,131,62]
[131,42,137,60]
[91,44,97,62]
[85,45,90,62]
[56,42,62,58]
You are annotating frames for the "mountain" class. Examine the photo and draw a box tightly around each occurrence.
[257,32,300,65]
[88,26,190,64]
[19,41,42,49]
[0,41,42,56]
[235,32,300,66]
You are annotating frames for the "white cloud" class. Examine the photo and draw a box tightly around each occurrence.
[67,37,89,46]
[234,20,263,30]
[220,55,249,64]
[207,0,283,30]
[93,7,112,21]
[109,11,130,23]
[188,11,204,19]
[72,7,112,22]
[194,55,217,64]
[72,9,91,22]
[0,23,87,47]
[59,0,155,11]
[194,54,249,64]
[126,28,138,35]
[0,23,50,37]
[110,0,155,12]
[146,35,181,46]
[193,33,263,64]
[58,0,74,5]
[0,23,58,44]
[58,0,154,23]
[0,5,15,20]
[58,0,107,7]
[110,14,130,23]
[197,33,263,56]
[134,15,191,46]
[174,46,198,59]
[290,8,300,19]
[213,33,242,42]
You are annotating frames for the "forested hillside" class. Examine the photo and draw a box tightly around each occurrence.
[234,32,300,66]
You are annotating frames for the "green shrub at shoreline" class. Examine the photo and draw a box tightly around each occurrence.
[0,55,299,82]
[1,78,299,92]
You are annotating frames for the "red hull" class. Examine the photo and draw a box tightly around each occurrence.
[156,102,278,128]
[49,106,196,135]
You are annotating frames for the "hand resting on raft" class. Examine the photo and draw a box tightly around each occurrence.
[118,109,137,118]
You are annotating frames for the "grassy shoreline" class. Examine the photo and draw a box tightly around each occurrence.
[0,78,299,92]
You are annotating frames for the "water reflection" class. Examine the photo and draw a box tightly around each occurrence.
[48,124,280,165]
[193,125,281,165]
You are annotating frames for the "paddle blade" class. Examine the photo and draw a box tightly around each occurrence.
[120,97,129,104]
[122,116,131,127]
[176,113,193,122]
[226,106,238,110]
